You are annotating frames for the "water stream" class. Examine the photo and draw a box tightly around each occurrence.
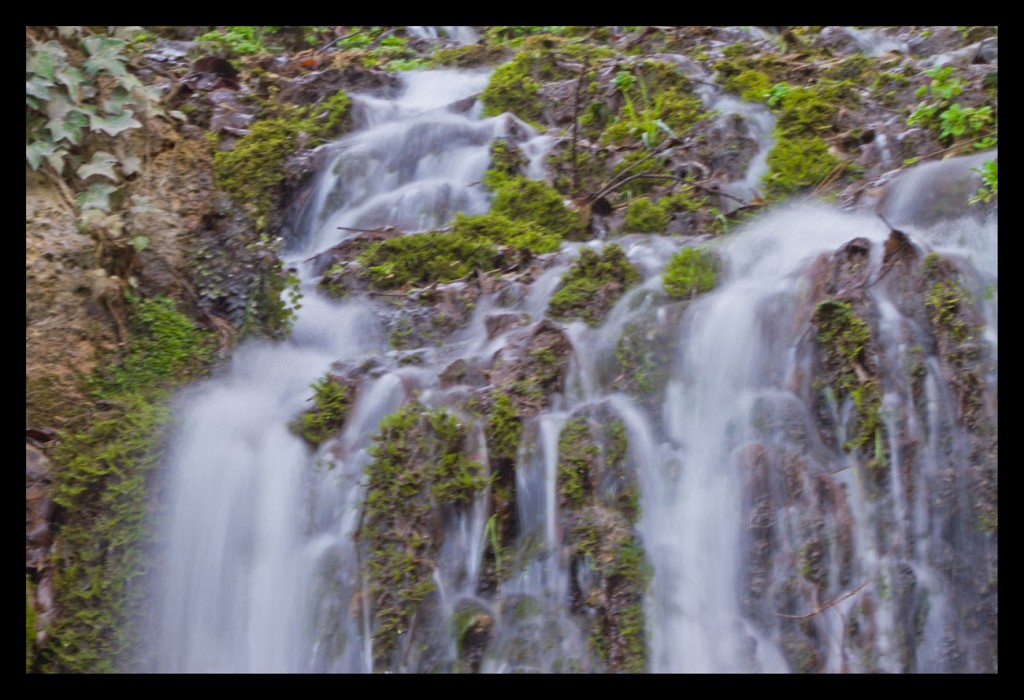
[146,47,996,673]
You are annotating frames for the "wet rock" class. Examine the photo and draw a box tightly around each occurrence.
[488,319,573,414]
[27,441,55,573]
[484,312,529,340]
[439,359,488,389]
[452,599,495,673]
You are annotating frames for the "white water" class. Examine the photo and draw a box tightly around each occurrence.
[148,58,996,673]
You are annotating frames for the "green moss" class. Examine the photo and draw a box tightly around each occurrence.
[763,135,846,200]
[488,138,528,176]
[602,60,707,149]
[40,296,214,673]
[487,173,586,242]
[358,231,502,290]
[663,247,720,299]
[726,69,774,102]
[658,186,707,212]
[27,577,36,672]
[485,392,520,464]
[624,197,670,233]
[548,244,640,327]
[480,60,543,126]
[713,52,791,99]
[481,34,613,127]
[289,374,353,446]
[557,416,598,508]
[813,300,880,454]
[428,43,508,68]
[450,211,561,255]
[360,402,492,669]
[211,93,351,226]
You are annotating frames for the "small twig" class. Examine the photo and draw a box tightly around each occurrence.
[41,163,78,216]
[336,225,400,235]
[315,30,361,55]
[591,138,678,201]
[691,182,748,206]
[774,576,872,620]
[570,58,589,195]
[904,131,998,166]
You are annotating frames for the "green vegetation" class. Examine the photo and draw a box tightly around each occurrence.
[210,91,351,226]
[26,577,36,672]
[662,247,720,299]
[26,27,167,225]
[602,61,706,149]
[428,43,508,68]
[624,197,670,233]
[812,300,880,455]
[450,211,562,254]
[486,391,522,462]
[558,417,598,508]
[548,244,640,327]
[360,402,492,669]
[906,66,996,149]
[42,296,214,673]
[486,172,587,242]
[358,230,502,290]
[969,159,997,205]
[481,34,615,126]
[289,374,353,446]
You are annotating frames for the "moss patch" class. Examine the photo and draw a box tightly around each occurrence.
[42,296,214,673]
[359,402,492,669]
[663,246,720,299]
[289,373,354,446]
[548,244,640,327]
[624,197,670,233]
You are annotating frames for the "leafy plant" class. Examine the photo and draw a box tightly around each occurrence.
[26,27,170,216]
[907,65,996,148]
[968,159,997,204]
[195,26,279,56]
[764,81,791,107]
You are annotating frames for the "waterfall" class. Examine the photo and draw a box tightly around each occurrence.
[146,55,996,673]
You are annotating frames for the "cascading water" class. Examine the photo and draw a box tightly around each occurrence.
[146,49,996,673]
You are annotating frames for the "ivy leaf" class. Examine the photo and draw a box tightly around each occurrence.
[26,140,55,170]
[56,65,86,103]
[47,109,90,145]
[28,40,66,81]
[75,182,119,213]
[26,76,54,101]
[46,149,68,175]
[81,35,128,77]
[118,152,142,176]
[25,95,39,110]
[89,108,142,137]
[102,86,134,115]
[76,151,120,182]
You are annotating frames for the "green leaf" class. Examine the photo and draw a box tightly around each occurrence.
[75,182,119,213]
[102,86,134,115]
[47,109,90,145]
[46,149,68,176]
[129,235,150,252]
[56,65,86,103]
[26,76,54,101]
[89,109,142,137]
[81,35,128,76]
[26,140,55,171]
[76,151,120,182]
[28,40,66,81]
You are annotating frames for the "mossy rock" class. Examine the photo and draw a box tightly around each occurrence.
[548,244,640,327]
[663,246,720,300]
